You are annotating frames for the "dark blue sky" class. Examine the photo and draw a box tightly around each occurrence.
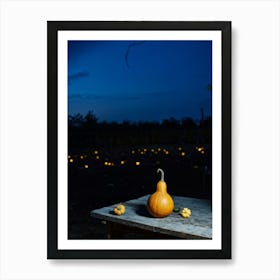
[68,40,212,122]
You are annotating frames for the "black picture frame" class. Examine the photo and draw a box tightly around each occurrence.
[47,21,231,259]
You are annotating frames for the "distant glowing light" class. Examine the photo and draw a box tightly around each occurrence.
[196,147,205,154]
[94,150,99,154]
[178,147,182,151]
[144,148,147,152]
[135,161,141,166]
[158,148,161,151]
[165,151,169,155]
[131,150,135,154]
[69,158,74,163]
[121,160,125,165]
[104,161,108,166]
[96,156,100,160]
[181,152,186,156]
[84,164,89,169]
[151,149,155,152]
[80,155,84,159]
[140,151,144,155]
[68,155,71,159]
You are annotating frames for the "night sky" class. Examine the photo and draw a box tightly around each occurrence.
[68,40,212,123]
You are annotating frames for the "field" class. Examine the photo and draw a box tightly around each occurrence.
[68,144,211,239]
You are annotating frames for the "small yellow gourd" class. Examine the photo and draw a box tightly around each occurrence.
[147,168,174,218]
[180,207,192,218]
[114,204,126,215]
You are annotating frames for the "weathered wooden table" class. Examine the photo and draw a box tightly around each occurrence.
[91,195,212,239]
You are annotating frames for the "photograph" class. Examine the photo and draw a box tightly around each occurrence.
[68,39,213,240]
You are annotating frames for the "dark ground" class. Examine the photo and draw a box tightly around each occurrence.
[68,145,211,239]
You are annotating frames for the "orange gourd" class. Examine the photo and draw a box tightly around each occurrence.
[147,168,174,218]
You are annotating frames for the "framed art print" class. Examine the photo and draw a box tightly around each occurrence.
[47,21,231,259]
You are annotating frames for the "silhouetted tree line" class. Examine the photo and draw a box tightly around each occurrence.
[68,111,211,150]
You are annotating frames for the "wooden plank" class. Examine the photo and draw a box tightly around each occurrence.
[91,195,212,239]
[106,221,205,239]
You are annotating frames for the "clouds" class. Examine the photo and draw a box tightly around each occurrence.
[68,92,141,101]
[68,71,90,84]
[68,94,84,99]
[69,89,177,101]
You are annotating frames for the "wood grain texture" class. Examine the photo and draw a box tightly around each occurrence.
[91,195,212,239]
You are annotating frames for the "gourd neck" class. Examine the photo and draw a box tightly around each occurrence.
[157,168,164,181]
[157,183,167,192]
[156,168,167,192]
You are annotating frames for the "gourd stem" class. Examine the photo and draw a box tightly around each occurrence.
[157,168,164,181]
